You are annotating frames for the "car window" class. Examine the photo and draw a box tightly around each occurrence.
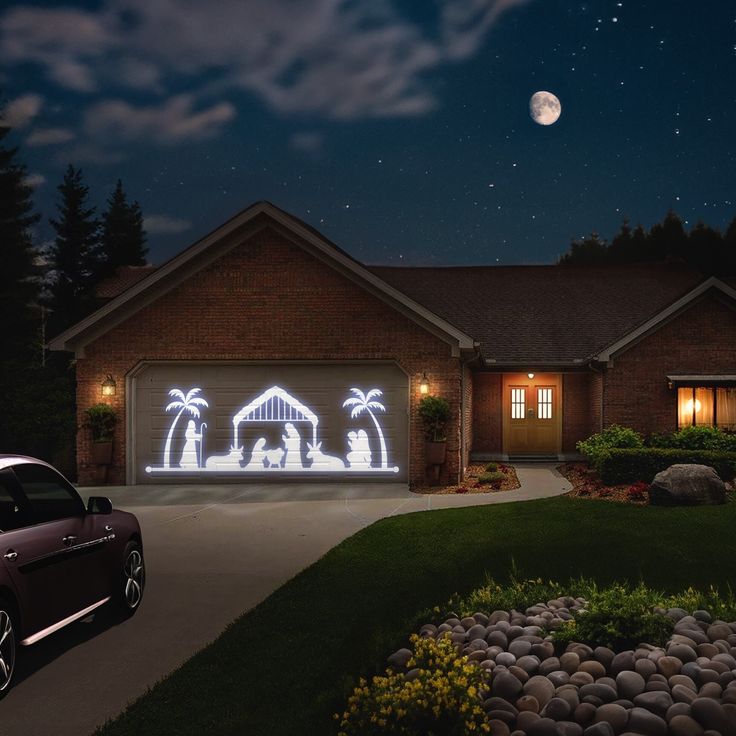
[0,469,30,531]
[12,463,85,523]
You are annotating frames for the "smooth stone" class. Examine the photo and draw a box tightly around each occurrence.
[672,684,697,703]
[493,671,524,699]
[658,655,682,678]
[571,672,595,687]
[593,703,628,734]
[488,709,517,724]
[682,662,702,681]
[461,616,477,629]
[473,612,490,625]
[528,717,559,736]
[556,722,584,736]
[696,643,719,659]
[490,610,510,623]
[635,658,657,679]
[689,697,730,732]
[581,695,604,707]
[560,652,581,675]
[670,674,697,691]
[574,703,597,725]
[611,651,636,676]
[666,702,692,721]
[507,625,525,640]
[579,683,617,703]
[713,652,736,668]
[671,634,699,648]
[701,659,729,674]
[544,697,571,721]
[698,682,722,699]
[467,623,488,640]
[509,638,533,658]
[555,687,580,711]
[488,630,509,648]
[387,648,412,668]
[633,690,673,717]
[617,670,646,699]
[707,623,733,642]
[644,680,671,693]
[532,642,555,659]
[517,710,542,731]
[524,675,556,708]
[698,668,720,684]
[694,611,713,624]
[627,706,668,736]
[540,658,563,676]
[484,697,519,715]
[669,644,698,663]
[667,608,690,622]
[594,647,616,670]
[578,660,606,679]
[509,664,531,683]
[488,720,512,736]
[582,723,614,736]
[668,714,705,736]
[497,652,517,667]
[468,637,488,652]
[518,694,542,713]
[467,650,487,662]
[549,670,572,688]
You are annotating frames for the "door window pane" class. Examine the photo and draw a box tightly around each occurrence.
[537,388,553,419]
[12,463,84,523]
[511,388,526,419]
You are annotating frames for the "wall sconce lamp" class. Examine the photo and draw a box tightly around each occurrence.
[101,374,117,397]
[527,372,535,379]
[419,372,430,395]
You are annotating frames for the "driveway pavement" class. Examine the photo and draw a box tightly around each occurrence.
[0,465,570,736]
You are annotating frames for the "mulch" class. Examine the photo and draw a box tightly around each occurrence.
[557,462,650,504]
[414,463,520,495]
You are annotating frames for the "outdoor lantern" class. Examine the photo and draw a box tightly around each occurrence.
[101,374,117,397]
[527,372,535,379]
[419,373,429,394]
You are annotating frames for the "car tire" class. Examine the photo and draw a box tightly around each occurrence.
[0,597,17,700]
[116,540,145,616]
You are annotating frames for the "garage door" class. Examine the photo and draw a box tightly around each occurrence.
[131,362,408,483]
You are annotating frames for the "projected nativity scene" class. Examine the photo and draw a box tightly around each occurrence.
[145,385,400,475]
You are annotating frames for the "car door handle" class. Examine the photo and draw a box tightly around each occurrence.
[62,535,77,546]
[4,550,17,561]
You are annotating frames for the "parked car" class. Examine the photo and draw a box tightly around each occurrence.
[0,455,144,699]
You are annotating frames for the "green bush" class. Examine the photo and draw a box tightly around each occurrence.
[85,403,117,443]
[553,582,675,652]
[478,471,505,485]
[577,425,644,464]
[417,396,451,442]
[484,462,498,472]
[649,426,736,452]
[596,447,736,484]
[335,635,489,735]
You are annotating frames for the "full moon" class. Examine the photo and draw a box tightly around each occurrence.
[530,91,562,126]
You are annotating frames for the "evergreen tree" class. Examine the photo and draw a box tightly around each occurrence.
[98,179,147,278]
[558,232,608,265]
[688,221,722,275]
[47,165,100,334]
[0,119,40,354]
[722,217,736,276]
[647,210,688,263]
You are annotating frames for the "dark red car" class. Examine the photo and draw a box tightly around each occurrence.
[0,455,145,698]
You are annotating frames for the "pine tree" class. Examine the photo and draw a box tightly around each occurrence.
[688,221,722,275]
[647,210,688,263]
[558,232,608,265]
[0,120,40,354]
[99,179,148,279]
[47,165,100,334]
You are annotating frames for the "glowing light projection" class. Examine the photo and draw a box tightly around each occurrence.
[145,384,399,474]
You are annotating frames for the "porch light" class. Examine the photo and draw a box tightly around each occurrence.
[527,373,535,379]
[419,373,430,395]
[101,375,117,397]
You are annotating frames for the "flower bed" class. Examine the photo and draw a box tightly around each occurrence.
[414,463,520,495]
[558,462,650,504]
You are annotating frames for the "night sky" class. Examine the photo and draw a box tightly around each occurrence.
[2,0,735,267]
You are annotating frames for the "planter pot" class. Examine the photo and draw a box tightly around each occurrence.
[425,441,447,465]
[91,464,109,485]
[91,441,113,465]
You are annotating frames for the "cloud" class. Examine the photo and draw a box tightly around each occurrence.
[290,132,324,154]
[0,0,526,120]
[23,172,45,187]
[26,127,75,146]
[85,94,236,143]
[1,93,43,128]
[144,214,192,234]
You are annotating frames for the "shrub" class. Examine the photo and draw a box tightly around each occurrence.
[478,471,505,485]
[576,425,644,464]
[84,403,117,443]
[552,582,674,651]
[627,481,649,501]
[335,635,490,735]
[484,462,498,472]
[596,447,736,484]
[667,426,736,452]
[417,396,451,442]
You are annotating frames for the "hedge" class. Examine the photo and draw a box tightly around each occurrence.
[596,448,736,485]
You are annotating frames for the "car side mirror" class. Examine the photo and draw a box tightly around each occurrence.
[87,496,113,515]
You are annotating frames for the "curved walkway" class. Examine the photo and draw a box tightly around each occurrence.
[2,464,570,736]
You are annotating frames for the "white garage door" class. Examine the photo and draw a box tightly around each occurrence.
[131,362,408,483]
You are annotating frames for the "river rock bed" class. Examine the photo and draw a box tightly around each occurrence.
[389,600,736,735]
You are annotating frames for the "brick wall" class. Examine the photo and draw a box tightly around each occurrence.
[603,294,736,435]
[562,372,596,451]
[471,373,503,453]
[462,363,473,470]
[75,225,463,486]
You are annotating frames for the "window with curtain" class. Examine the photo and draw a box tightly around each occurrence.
[677,387,736,429]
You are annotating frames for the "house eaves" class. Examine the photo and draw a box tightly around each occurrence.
[48,201,476,357]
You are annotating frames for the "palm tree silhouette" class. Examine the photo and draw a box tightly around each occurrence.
[342,388,387,469]
[164,388,208,468]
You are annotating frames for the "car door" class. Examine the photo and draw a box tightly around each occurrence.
[4,464,109,638]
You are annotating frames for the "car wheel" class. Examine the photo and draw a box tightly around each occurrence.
[117,541,145,615]
[0,599,17,699]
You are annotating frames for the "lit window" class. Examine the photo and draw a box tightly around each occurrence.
[677,386,735,429]
[537,388,553,419]
[511,388,526,419]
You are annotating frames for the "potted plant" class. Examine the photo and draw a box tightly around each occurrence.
[85,403,117,466]
[418,395,451,465]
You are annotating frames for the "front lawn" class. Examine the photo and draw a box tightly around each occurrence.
[96,496,736,736]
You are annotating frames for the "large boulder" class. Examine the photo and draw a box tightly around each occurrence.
[649,464,726,506]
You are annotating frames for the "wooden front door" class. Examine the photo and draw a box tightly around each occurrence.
[503,373,562,454]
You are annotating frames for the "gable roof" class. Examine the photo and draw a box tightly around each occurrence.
[371,264,734,364]
[48,201,475,355]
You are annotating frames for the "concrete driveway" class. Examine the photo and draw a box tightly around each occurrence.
[0,466,570,736]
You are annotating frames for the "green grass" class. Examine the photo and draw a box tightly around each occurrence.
[96,496,736,736]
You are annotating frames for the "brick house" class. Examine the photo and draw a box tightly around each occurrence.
[49,202,736,486]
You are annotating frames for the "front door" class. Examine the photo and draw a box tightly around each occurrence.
[503,373,562,455]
